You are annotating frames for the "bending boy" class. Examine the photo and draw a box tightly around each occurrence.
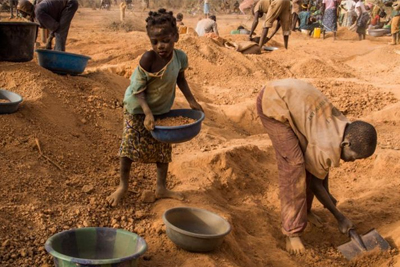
[256,79,377,254]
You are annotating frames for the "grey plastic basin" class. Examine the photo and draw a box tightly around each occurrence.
[162,207,231,252]
[0,89,23,114]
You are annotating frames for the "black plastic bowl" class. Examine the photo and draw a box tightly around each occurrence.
[36,49,91,75]
[0,22,39,62]
[0,89,23,114]
[151,109,205,143]
[162,207,231,252]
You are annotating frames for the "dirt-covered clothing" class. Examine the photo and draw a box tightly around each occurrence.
[259,79,349,179]
[257,89,315,236]
[119,111,172,163]
[257,79,349,236]
[35,0,78,51]
[253,0,272,13]
[264,0,291,35]
[123,49,188,115]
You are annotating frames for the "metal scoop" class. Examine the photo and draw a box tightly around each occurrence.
[337,229,391,260]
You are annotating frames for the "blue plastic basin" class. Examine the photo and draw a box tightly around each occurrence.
[36,49,91,75]
[151,109,205,143]
[45,227,147,267]
[0,89,23,114]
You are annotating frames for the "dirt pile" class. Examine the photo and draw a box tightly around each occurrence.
[1,8,400,267]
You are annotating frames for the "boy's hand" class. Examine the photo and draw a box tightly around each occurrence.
[190,101,204,113]
[338,217,354,235]
[144,113,155,131]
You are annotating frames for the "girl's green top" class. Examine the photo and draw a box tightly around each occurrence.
[123,49,188,115]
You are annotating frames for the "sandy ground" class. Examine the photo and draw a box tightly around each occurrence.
[1,7,400,267]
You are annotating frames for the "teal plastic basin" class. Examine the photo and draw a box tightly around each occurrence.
[45,227,147,267]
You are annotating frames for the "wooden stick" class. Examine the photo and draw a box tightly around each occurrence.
[35,138,63,171]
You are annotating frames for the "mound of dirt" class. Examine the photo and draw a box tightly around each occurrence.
[290,58,354,78]
[313,80,397,118]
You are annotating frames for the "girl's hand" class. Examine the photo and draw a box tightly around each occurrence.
[190,101,204,113]
[144,113,155,131]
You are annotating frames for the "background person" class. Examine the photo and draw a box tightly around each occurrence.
[249,0,291,49]
[340,0,357,27]
[195,15,219,36]
[17,0,78,51]
[292,0,302,31]
[321,0,338,39]
[354,0,369,40]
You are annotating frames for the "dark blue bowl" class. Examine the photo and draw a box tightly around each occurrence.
[151,109,205,143]
[36,49,91,75]
[0,89,23,114]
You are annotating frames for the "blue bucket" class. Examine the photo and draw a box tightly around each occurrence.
[151,109,205,143]
[36,49,91,75]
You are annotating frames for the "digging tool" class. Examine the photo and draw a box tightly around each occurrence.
[337,228,391,260]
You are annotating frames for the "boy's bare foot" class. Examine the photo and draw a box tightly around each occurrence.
[286,236,305,255]
[156,188,184,201]
[307,211,323,228]
[106,186,127,207]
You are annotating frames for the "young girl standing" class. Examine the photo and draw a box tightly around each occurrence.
[107,9,203,207]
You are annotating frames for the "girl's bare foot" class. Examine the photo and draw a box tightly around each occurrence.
[106,186,127,207]
[156,188,184,200]
[307,211,323,228]
[286,236,305,255]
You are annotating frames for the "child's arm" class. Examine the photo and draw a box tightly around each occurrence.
[310,175,354,234]
[177,71,203,112]
[135,92,154,131]
[133,51,156,131]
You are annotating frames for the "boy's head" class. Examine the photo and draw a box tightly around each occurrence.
[210,15,217,21]
[176,13,183,21]
[340,121,377,162]
[145,9,179,58]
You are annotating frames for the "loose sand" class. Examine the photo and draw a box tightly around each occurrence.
[1,7,400,267]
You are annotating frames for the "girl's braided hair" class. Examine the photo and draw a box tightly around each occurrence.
[146,8,178,35]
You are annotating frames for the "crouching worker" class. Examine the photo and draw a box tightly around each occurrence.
[107,9,203,207]
[17,0,78,51]
[249,0,291,49]
[256,79,377,254]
